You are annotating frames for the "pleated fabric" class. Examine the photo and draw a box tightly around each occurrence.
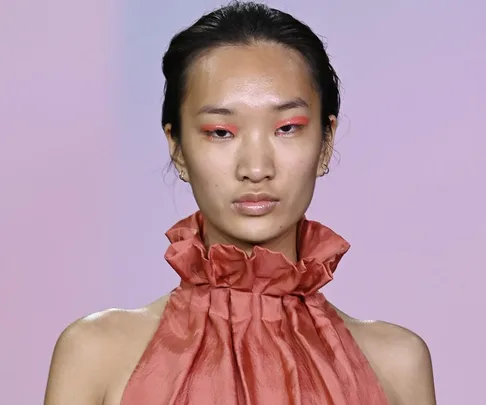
[120,211,388,405]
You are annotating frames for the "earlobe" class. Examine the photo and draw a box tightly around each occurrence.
[316,145,328,177]
[316,161,329,177]
[316,163,329,177]
[316,115,337,177]
[164,123,189,181]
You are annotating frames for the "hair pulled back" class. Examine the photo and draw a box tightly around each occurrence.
[162,1,340,148]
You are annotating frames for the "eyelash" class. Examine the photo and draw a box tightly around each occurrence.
[204,129,233,140]
[203,124,304,140]
[276,124,304,136]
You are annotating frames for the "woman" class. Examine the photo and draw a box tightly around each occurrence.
[44,2,436,404]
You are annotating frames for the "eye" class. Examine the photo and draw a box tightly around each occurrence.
[203,128,234,140]
[275,124,303,136]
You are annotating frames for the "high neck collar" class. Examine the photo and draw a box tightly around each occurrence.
[164,211,350,296]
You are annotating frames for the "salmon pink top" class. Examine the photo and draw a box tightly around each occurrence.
[120,211,388,404]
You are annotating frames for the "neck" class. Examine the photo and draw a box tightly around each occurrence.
[202,220,299,263]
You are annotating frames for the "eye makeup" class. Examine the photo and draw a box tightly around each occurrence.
[199,123,239,135]
[275,115,310,129]
[198,116,310,139]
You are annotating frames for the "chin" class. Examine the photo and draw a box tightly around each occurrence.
[227,213,290,245]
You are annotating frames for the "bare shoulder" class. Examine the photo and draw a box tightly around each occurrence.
[44,295,170,405]
[332,305,436,405]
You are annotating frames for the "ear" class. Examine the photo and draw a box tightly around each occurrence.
[316,115,337,177]
[164,124,190,181]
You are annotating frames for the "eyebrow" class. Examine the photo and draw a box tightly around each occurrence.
[196,97,310,116]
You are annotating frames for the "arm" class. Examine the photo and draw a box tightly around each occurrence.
[388,331,436,405]
[44,318,107,405]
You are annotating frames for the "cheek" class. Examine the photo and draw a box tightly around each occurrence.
[184,148,233,204]
[279,141,321,177]
[277,145,320,198]
[190,162,225,189]
[283,159,318,190]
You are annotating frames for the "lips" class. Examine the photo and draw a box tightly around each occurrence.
[232,193,279,216]
[234,193,279,203]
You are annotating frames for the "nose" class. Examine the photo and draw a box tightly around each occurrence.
[235,131,276,183]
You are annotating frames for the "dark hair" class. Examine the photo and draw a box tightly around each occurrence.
[162,1,341,150]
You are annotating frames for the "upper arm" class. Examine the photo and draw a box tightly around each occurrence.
[44,318,108,405]
[391,332,436,405]
[397,334,436,405]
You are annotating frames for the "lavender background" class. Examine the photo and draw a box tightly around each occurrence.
[1,1,485,404]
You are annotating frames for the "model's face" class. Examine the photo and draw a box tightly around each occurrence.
[166,42,336,250]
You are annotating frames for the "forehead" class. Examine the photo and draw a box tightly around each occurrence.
[183,42,317,111]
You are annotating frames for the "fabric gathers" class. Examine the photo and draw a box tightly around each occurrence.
[120,211,388,405]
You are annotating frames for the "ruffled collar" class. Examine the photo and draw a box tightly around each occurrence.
[164,211,350,296]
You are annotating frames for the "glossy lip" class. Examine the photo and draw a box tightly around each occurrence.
[234,192,279,203]
[232,193,279,216]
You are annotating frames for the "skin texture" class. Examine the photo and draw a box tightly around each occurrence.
[44,43,436,405]
[168,43,334,261]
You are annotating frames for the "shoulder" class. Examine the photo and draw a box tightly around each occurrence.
[364,321,435,404]
[44,309,142,404]
[51,307,147,359]
[44,296,170,405]
[50,295,170,358]
[335,308,436,405]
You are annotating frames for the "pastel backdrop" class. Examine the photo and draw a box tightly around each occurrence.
[1,1,484,404]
